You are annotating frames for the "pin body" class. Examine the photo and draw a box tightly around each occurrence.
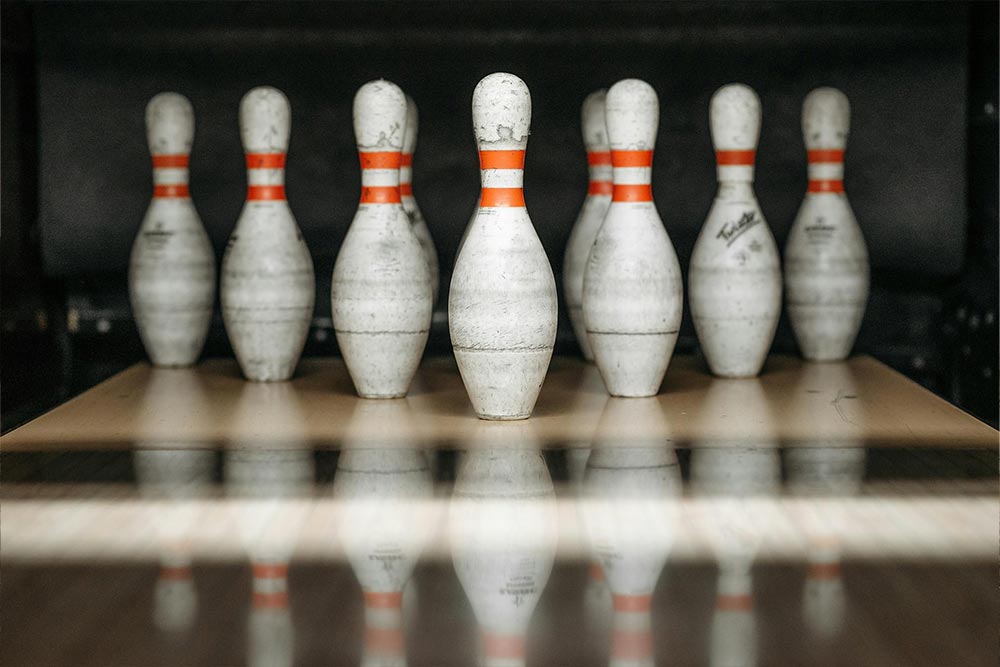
[449,73,557,420]
[785,87,869,361]
[583,79,683,397]
[129,92,215,367]
[690,84,781,378]
[221,86,315,382]
[563,90,612,362]
[402,96,441,309]
[332,80,433,398]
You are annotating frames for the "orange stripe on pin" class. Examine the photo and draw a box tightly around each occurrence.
[153,184,190,198]
[247,185,286,201]
[253,591,289,609]
[480,187,525,207]
[360,151,402,170]
[400,153,413,167]
[716,149,756,165]
[364,591,403,608]
[400,183,413,196]
[245,153,286,169]
[589,181,613,196]
[479,150,525,170]
[808,179,844,193]
[483,633,525,659]
[612,184,653,202]
[807,149,845,163]
[152,154,189,168]
[613,594,652,612]
[587,150,612,166]
[611,150,653,167]
[361,186,402,204]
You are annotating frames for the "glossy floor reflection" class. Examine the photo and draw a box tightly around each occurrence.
[2,440,996,667]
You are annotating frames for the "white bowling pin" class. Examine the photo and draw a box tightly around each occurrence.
[332,80,433,398]
[583,79,683,397]
[785,87,869,361]
[449,73,558,420]
[689,84,781,378]
[450,434,557,667]
[129,92,215,367]
[221,86,315,382]
[402,96,441,309]
[563,89,613,362]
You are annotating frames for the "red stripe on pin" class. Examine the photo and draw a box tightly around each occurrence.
[360,186,402,204]
[716,149,756,165]
[613,594,652,612]
[808,179,844,193]
[479,150,525,170]
[152,154,189,168]
[252,563,288,579]
[253,591,289,609]
[611,150,653,168]
[153,184,190,198]
[247,185,286,201]
[483,633,525,659]
[245,153,286,169]
[360,151,402,170]
[480,187,525,207]
[807,149,845,163]
[612,184,653,202]
[400,153,413,167]
[364,591,403,608]
[588,181,613,196]
[587,150,612,166]
[400,183,413,197]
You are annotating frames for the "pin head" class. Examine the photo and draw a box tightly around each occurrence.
[146,92,194,156]
[403,95,419,154]
[605,79,659,151]
[353,79,407,151]
[709,83,761,151]
[581,89,609,152]
[802,87,850,150]
[239,86,291,154]
[472,72,531,150]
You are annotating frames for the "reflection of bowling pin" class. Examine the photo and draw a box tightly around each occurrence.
[221,86,315,382]
[401,96,441,309]
[709,558,756,667]
[786,445,865,641]
[332,80,433,399]
[450,431,557,667]
[785,88,869,361]
[134,445,214,633]
[563,90,612,362]
[129,92,215,367]
[335,407,433,667]
[584,79,683,398]
[689,84,781,378]
[449,72,558,421]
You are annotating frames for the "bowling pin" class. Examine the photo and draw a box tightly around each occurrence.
[221,86,315,382]
[449,73,557,420]
[784,87,869,361]
[689,84,781,378]
[583,79,683,397]
[129,92,215,367]
[332,80,433,398]
[402,96,441,308]
[563,89,612,362]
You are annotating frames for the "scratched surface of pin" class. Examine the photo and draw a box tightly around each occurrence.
[129,92,215,368]
[331,80,432,398]
[449,72,557,420]
[582,79,683,396]
[563,89,612,362]
[785,87,869,361]
[689,83,781,378]
[221,86,315,382]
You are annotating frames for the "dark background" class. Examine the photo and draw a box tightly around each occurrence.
[2,1,997,430]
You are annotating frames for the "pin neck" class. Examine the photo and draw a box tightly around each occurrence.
[363,591,405,656]
[245,152,287,202]
[715,149,756,185]
[359,150,402,204]
[587,150,613,196]
[151,153,190,199]
[610,150,653,203]
[806,149,845,194]
[479,149,525,208]
[400,152,414,198]
[251,561,289,609]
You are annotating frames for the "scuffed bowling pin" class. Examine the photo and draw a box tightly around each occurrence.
[583,79,683,397]
[785,87,869,361]
[129,92,215,367]
[689,84,781,378]
[222,86,315,381]
[401,96,441,308]
[449,73,557,420]
[332,80,433,398]
[563,89,613,362]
